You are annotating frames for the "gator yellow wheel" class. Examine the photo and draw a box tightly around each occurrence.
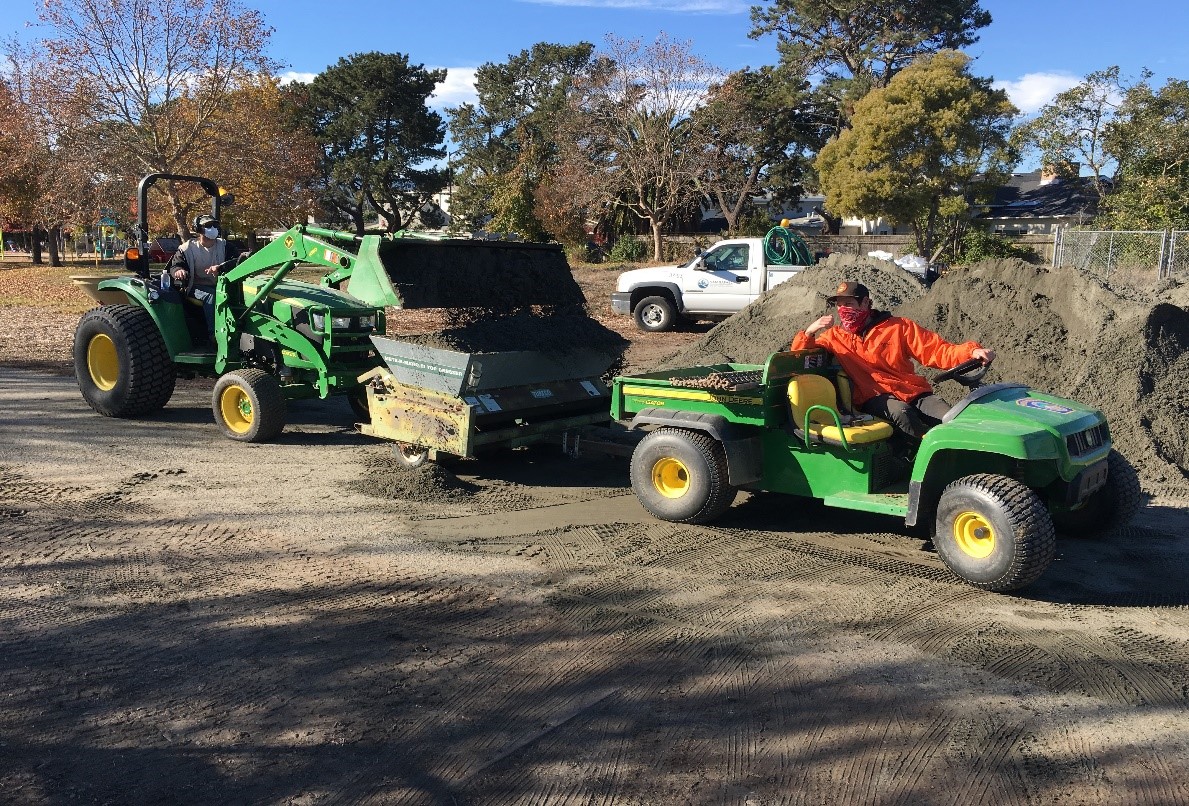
[933,474,1055,592]
[86,333,119,391]
[630,427,737,524]
[652,456,691,498]
[72,304,175,417]
[212,369,286,443]
[952,511,996,558]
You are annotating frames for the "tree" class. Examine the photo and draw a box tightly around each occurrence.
[816,51,1017,260]
[553,34,723,261]
[302,52,448,234]
[1011,66,1129,200]
[35,0,281,236]
[1,49,114,266]
[690,65,832,233]
[1099,78,1189,230]
[750,0,992,130]
[447,42,595,237]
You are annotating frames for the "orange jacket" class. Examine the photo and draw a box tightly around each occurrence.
[790,314,982,406]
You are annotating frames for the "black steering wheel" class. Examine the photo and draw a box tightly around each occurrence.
[933,357,989,387]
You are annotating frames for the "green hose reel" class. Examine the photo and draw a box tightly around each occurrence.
[763,226,814,266]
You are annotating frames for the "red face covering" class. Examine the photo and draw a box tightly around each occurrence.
[838,304,871,334]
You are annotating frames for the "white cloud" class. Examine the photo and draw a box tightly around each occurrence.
[277,70,317,86]
[994,72,1081,114]
[430,67,479,109]
[520,0,747,11]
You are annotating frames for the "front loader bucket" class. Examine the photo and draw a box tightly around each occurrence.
[347,236,585,310]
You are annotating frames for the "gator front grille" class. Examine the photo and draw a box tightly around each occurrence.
[1067,423,1108,457]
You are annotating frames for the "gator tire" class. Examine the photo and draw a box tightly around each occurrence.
[633,295,677,333]
[74,304,176,417]
[212,369,287,443]
[630,427,737,524]
[933,474,1056,593]
[1053,449,1142,537]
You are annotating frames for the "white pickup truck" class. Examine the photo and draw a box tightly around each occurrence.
[610,236,815,332]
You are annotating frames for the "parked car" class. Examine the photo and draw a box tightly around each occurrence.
[147,236,181,264]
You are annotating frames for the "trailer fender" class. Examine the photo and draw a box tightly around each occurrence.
[630,408,762,486]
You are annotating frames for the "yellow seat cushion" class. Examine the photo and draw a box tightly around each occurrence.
[787,373,894,445]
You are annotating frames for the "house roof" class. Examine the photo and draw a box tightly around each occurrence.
[977,170,1103,222]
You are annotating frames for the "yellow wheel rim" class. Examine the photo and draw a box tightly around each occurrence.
[87,333,119,391]
[218,384,254,434]
[953,511,996,558]
[652,456,690,499]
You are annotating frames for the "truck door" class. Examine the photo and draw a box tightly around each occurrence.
[682,243,760,313]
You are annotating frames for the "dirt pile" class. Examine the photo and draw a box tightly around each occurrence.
[350,452,479,502]
[659,255,1189,495]
[400,305,628,360]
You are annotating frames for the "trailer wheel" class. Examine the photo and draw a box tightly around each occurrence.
[933,474,1055,592]
[630,427,737,524]
[633,295,677,332]
[212,369,286,443]
[392,442,429,469]
[74,304,176,417]
[1053,449,1142,537]
[347,386,371,421]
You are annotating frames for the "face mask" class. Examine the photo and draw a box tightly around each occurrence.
[202,226,219,239]
[838,304,871,334]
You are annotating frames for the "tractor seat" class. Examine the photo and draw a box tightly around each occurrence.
[786,373,894,447]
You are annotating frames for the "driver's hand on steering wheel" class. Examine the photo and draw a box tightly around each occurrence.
[972,347,996,364]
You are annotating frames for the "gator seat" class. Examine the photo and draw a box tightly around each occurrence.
[787,373,894,447]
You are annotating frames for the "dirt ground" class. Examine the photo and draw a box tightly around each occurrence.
[2,259,1189,804]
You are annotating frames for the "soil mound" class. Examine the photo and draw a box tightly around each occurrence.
[658,254,1189,495]
[351,453,479,503]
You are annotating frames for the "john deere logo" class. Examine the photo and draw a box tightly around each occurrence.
[284,235,295,250]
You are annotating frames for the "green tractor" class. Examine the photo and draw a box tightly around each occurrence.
[74,173,386,440]
[74,173,596,444]
[611,349,1141,592]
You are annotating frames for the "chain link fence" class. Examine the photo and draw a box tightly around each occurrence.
[1054,229,1189,281]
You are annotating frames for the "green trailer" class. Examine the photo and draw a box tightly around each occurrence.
[611,349,1141,592]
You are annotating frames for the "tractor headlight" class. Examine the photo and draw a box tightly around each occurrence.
[311,312,325,331]
[331,316,351,330]
[358,315,376,331]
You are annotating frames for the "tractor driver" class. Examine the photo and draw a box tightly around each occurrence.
[790,280,996,440]
[168,214,241,342]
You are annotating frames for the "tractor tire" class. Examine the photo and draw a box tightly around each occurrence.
[630,427,737,524]
[73,304,176,417]
[933,474,1056,592]
[347,386,371,422]
[1053,449,1142,537]
[212,369,286,443]
[633,295,677,333]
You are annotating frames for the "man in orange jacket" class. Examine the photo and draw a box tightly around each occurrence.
[790,280,996,439]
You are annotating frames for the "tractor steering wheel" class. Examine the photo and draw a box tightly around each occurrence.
[933,358,989,387]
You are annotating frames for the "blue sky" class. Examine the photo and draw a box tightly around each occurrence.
[13,0,1189,119]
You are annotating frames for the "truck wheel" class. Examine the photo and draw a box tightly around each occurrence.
[630,427,737,524]
[633,295,677,333]
[212,369,286,442]
[74,304,176,417]
[933,474,1055,592]
[1053,449,1142,536]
